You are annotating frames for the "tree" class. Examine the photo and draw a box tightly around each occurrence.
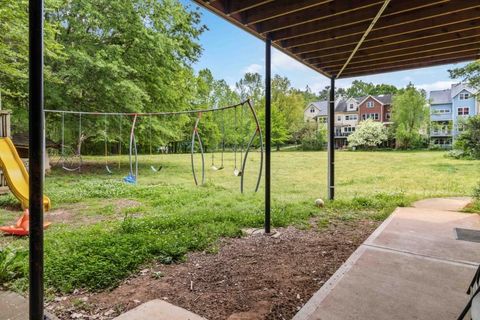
[391,84,429,149]
[347,119,388,149]
[346,80,398,98]
[0,0,64,129]
[317,86,347,100]
[449,60,480,89]
[454,115,480,159]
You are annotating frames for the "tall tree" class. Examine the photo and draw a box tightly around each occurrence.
[0,0,64,129]
[449,60,480,89]
[391,84,428,149]
[346,80,398,97]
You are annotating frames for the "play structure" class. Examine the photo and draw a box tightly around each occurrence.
[0,209,51,236]
[44,99,264,193]
[0,137,51,211]
[0,111,52,236]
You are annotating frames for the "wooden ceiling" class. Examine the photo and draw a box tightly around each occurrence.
[192,0,480,79]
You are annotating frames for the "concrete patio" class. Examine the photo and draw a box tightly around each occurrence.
[294,197,479,320]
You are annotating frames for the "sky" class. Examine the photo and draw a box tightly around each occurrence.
[184,1,468,94]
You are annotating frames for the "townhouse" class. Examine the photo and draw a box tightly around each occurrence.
[429,83,478,149]
[305,94,393,148]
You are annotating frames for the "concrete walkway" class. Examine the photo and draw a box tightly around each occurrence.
[0,290,58,320]
[294,197,479,320]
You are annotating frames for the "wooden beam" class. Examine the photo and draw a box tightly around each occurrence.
[326,41,480,70]
[269,0,447,40]
[336,0,391,78]
[323,49,480,74]
[338,55,479,78]
[243,0,332,26]
[283,1,480,48]
[228,0,274,15]
[290,14,480,55]
[308,34,480,66]
[257,0,383,35]
[301,26,480,61]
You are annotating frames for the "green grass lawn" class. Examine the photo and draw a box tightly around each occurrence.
[0,150,479,294]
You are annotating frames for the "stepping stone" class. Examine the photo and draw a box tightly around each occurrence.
[113,299,206,320]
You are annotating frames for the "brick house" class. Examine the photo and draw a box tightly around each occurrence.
[358,94,393,124]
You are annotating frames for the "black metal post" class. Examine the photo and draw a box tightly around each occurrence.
[264,35,271,234]
[29,0,45,319]
[328,77,335,200]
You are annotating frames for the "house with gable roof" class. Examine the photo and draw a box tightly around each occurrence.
[429,83,478,149]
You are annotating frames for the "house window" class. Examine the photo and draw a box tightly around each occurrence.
[349,103,354,110]
[458,107,469,115]
[337,115,342,121]
[362,114,366,120]
[460,93,470,100]
[345,115,349,120]
[365,113,379,120]
[310,107,315,113]
[386,112,391,120]
[350,115,358,121]
[366,101,374,108]
[433,109,450,114]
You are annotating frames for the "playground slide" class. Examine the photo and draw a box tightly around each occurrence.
[0,137,51,211]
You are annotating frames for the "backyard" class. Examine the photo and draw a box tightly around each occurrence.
[1,150,479,319]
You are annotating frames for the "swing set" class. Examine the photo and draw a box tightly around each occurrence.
[44,99,264,193]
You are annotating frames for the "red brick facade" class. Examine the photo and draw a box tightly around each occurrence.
[358,97,391,123]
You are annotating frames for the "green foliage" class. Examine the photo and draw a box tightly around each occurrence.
[392,84,429,149]
[449,60,480,90]
[0,246,28,286]
[345,80,398,98]
[347,119,388,149]
[296,123,327,151]
[454,115,480,159]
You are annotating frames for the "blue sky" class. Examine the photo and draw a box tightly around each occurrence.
[185,1,468,93]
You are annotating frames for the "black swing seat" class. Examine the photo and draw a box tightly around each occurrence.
[234,168,242,177]
[211,165,224,171]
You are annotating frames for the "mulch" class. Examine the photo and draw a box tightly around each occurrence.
[48,220,378,320]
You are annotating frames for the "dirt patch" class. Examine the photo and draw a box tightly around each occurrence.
[48,220,378,320]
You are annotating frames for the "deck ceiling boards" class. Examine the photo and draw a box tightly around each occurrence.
[194,0,480,78]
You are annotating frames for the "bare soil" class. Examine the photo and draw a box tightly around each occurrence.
[48,220,378,320]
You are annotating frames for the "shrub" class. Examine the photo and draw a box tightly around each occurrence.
[454,115,480,159]
[347,119,388,149]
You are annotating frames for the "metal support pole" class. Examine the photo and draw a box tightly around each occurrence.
[264,35,271,234]
[328,77,335,200]
[29,0,44,319]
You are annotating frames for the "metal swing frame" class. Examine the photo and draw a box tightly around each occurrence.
[191,100,263,193]
[191,113,205,186]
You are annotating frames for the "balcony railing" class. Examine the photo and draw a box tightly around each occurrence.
[431,130,452,137]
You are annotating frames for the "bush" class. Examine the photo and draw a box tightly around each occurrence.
[296,122,327,151]
[454,115,480,159]
[347,119,388,149]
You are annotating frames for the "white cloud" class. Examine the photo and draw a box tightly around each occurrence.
[272,49,308,72]
[243,63,262,74]
[417,80,456,92]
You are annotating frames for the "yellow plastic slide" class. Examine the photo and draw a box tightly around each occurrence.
[0,137,51,211]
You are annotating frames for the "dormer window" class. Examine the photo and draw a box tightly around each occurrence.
[366,101,374,108]
[349,103,354,109]
[310,107,315,113]
[459,93,470,100]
